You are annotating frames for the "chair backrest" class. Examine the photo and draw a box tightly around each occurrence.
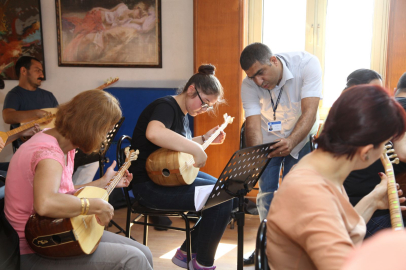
[116,135,134,205]
[255,219,268,270]
[116,135,133,168]
[0,199,20,270]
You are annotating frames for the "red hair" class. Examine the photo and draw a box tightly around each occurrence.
[315,85,406,159]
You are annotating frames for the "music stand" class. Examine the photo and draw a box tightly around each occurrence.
[98,117,125,177]
[73,117,125,177]
[202,142,276,270]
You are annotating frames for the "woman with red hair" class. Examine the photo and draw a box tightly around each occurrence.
[266,85,406,270]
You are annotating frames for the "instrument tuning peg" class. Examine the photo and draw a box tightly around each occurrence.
[391,158,400,164]
[387,149,395,154]
[389,154,398,159]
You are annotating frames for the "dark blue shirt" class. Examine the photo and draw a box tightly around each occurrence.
[3,85,58,130]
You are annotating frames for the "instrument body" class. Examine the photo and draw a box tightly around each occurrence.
[25,187,107,257]
[25,148,138,257]
[146,114,234,186]
[380,144,404,230]
[146,148,198,186]
[21,108,58,129]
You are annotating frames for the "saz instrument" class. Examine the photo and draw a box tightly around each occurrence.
[25,147,138,257]
[380,144,404,230]
[95,77,119,90]
[0,113,55,145]
[21,77,119,130]
[146,113,234,187]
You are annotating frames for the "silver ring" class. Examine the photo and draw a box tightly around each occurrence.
[279,151,282,155]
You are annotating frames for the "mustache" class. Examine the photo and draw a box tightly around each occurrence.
[38,77,45,81]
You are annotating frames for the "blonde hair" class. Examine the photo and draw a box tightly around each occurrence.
[55,90,122,153]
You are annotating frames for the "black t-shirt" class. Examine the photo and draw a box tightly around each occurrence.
[343,160,386,217]
[129,96,192,184]
[343,96,406,218]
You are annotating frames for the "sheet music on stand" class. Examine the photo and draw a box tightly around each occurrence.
[200,142,276,270]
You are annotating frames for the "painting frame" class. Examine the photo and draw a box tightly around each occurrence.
[55,0,162,68]
[0,0,46,80]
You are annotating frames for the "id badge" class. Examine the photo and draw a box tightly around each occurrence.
[268,121,282,132]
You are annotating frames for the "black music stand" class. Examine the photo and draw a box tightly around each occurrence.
[98,117,125,177]
[202,142,276,270]
[73,117,125,178]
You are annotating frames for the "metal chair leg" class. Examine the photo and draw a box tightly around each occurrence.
[143,215,149,246]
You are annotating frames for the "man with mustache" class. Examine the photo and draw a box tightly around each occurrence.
[2,56,58,149]
[239,43,323,265]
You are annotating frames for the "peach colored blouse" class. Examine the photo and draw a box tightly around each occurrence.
[266,168,366,270]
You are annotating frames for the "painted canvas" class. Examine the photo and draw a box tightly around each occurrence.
[56,0,161,67]
[0,0,45,80]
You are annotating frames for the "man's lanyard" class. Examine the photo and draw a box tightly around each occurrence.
[268,54,288,121]
[269,86,284,121]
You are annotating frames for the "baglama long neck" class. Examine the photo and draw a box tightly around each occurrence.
[380,151,404,230]
[103,160,131,196]
[8,115,55,137]
[201,120,230,150]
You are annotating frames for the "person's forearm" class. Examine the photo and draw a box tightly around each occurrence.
[354,192,379,223]
[245,115,262,147]
[287,111,316,149]
[147,124,203,157]
[3,110,40,124]
[246,129,262,147]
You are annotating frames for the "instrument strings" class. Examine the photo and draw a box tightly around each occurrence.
[179,121,228,173]
[74,154,134,237]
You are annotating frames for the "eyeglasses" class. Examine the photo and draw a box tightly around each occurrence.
[194,86,213,111]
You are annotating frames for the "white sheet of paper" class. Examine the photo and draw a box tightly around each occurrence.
[194,185,215,211]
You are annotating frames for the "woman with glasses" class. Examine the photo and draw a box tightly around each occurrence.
[129,64,233,270]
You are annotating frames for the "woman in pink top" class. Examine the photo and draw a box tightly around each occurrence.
[266,85,406,270]
[4,90,153,269]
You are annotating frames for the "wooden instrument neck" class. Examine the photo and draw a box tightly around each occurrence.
[103,160,131,196]
[8,115,55,137]
[201,120,230,150]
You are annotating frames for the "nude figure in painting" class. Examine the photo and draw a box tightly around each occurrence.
[62,2,156,63]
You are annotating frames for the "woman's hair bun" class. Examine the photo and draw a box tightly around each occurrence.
[198,64,215,76]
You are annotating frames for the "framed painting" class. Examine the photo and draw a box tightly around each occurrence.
[55,0,162,68]
[0,0,46,80]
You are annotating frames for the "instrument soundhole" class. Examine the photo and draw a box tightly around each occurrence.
[162,169,170,177]
[52,235,62,244]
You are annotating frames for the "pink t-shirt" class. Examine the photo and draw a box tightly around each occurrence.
[4,131,75,255]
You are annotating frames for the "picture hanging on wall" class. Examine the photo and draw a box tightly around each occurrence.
[56,0,162,68]
[0,0,46,80]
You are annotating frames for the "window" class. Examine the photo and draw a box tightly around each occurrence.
[248,0,390,119]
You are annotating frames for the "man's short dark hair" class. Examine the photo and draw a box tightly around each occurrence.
[15,56,41,79]
[240,43,273,71]
[396,72,406,94]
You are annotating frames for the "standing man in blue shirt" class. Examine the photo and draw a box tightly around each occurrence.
[240,43,323,264]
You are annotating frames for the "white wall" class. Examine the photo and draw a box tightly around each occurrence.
[0,0,194,162]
